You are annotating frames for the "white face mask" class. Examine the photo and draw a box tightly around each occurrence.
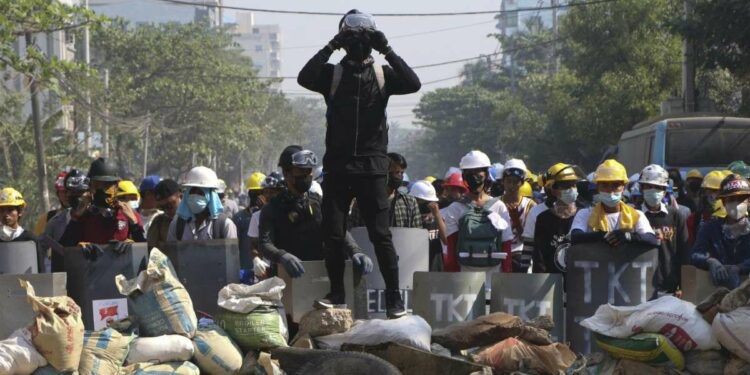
[129,201,140,210]
[725,201,749,220]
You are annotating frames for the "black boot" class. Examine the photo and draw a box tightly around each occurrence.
[385,289,407,319]
[313,292,345,309]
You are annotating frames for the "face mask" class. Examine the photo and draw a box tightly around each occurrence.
[128,201,140,210]
[388,175,404,191]
[725,201,749,220]
[93,189,110,207]
[464,173,485,193]
[344,33,372,61]
[688,181,702,192]
[418,202,431,214]
[597,192,622,208]
[490,181,504,197]
[643,189,665,208]
[559,188,578,205]
[187,194,208,215]
[294,175,313,194]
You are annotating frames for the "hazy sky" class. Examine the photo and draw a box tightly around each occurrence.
[223,0,501,127]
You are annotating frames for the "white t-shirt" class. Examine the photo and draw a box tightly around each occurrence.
[522,202,550,240]
[569,207,655,235]
[440,198,514,242]
[247,210,261,238]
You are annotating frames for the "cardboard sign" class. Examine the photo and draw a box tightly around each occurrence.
[565,243,658,354]
[490,273,565,341]
[161,239,240,315]
[278,260,354,322]
[0,241,38,274]
[350,227,429,319]
[412,271,486,329]
[0,272,67,338]
[681,265,748,304]
[92,298,128,331]
[65,242,147,330]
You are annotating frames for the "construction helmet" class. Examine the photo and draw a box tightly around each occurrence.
[116,180,140,199]
[728,161,750,179]
[262,172,285,189]
[409,180,439,202]
[0,188,25,208]
[489,163,505,181]
[686,169,703,180]
[503,159,528,179]
[87,157,120,182]
[217,179,227,194]
[718,174,750,199]
[424,176,437,184]
[546,163,579,187]
[459,151,492,170]
[702,170,729,190]
[527,172,538,185]
[443,173,468,192]
[594,159,628,184]
[246,172,266,191]
[519,181,533,198]
[712,199,727,218]
[639,164,669,187]
[444,166,461,179]
[182,166,220,189]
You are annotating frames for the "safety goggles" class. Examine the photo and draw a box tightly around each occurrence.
[262,176,285,189]
[340,13,377,31]
[65,176,90,192]
[291,150,319,168]
[503,168,526,179]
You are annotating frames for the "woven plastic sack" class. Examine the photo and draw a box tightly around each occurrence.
[120,361,199,375]
[0,328,47,374]
[713,307,750,363]
[125,335,194,364]
[192,322,243,375]
[594,333,685,369]
[78,328,133,375]
[476,337,576,374]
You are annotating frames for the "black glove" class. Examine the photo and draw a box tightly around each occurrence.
[707,258,729,284]
[280,253,305,278]
[326,32,347,51]
[109,240,133,255]
[369,30,391,54]
[81,243,104,261]
[604,230,631,247]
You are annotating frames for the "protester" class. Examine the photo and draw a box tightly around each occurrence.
[348,152,422,229]
[233,171,266,270]
[440,173,468,209]
[217,179,240,217]
[501,159,536,273]
[638,165,690,296]
[408,180,448,271]
[298,9,420,318]
[166,166,237,241]
[691,174,750,289]
[138,175,163,232]
[684,169,703,211]
[687,170,730,243]
[569,159,658,247]
[147,178,181,250]
[247,172,286,269]
[257,146,373,286]
[33,171,68,236]
[0,187,34,243]
[43,169,87,271]
[116,180,143,212]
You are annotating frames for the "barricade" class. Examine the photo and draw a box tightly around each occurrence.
[490,273,565,341]
[278,260,355,322]
[161,239,240,316]
[681,265,748,304]
[350,227,429,319]
[0,241,38,274]
[64,242,147,330]
[565,243,658,354]
[412,271,486,329]
[0,272,67,338]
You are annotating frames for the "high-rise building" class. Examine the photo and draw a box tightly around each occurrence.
[233,13,282,80]
[89,0,221,27]
[497,0,563,37]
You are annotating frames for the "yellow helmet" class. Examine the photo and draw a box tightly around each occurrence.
[116,180,140,199]
[702,170,730,190]
[594,159,628,184]
[686,169,703,180]
[424,176,437,184]
[545,163,579,187]
[520,181,533,198]
[712,199,726,218]
[0,188,25,208]
[246,172,266,191]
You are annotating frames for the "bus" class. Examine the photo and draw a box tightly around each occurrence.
[615,114,750,177]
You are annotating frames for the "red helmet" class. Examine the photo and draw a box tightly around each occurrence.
[443,172,468,193]
[54,171,68,192]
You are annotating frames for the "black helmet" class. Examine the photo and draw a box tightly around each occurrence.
[87,158,120,182]
[64,169,89,192]
[278,145,303,170]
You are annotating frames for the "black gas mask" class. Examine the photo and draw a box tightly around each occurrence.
[342,30,372,62]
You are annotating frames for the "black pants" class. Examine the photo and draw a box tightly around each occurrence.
[322,173,400,295]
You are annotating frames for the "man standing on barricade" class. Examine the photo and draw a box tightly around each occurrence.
[297,9,420,318]
[257,146,373,282]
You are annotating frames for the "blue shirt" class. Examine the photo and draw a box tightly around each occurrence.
[691,218,750,274]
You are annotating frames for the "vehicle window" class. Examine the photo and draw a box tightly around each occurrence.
[617,135,648,173]
[667,128,750,167]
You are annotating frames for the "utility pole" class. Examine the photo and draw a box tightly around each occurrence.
[25,33,51,213]
[103,68,110,158]
[83,0,92,153]
[143,116,150,179]
[682,0,696,113]
[551,0,559,73]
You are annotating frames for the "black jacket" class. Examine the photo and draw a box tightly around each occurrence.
[297,48,421,175]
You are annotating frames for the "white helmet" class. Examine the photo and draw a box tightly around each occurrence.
[444,166,461,179]
[503,158,528,179]
[459,151,492,170]
[182,166,220,189]
[409,180,439,202]
[216,179,227,194]
[639,164,669,187]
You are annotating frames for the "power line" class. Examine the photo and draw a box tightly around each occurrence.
[153,0,618,17]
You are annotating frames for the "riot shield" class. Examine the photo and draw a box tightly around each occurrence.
[278,260,355,322]
[160,239,240,316]
[349,227,429,319]
[65,243,148,330]
[565,242,658,354]
[0,241,38,274]
[681,265,748,304]
[0,272,67,338]
[412,271,486,329]
[490,273,565,341]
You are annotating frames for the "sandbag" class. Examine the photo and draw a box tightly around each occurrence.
[713,307,750,363]
[78,328,133,375]
[120,361,199,375]
[115,248,197,338]
[0,328,47,374]
[476,337,576,375]
[192,322,243,375]
[580,296,719,351]
[314,316,432,352]
[22,280,85,372]
[684,350,727,375]
[31,366,77,374]
[215,278,289,352]
[725,355,750,375]
[125,335,194,364]
[594,333,684,370]
[431,312,552,351]
[720,279,750,313]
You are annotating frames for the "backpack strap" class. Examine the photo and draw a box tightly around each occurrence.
[212,213,228,239]
[329,64,344,100]
[373,64,386,98]
[176,217,186,240]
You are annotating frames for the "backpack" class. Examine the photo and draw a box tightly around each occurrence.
[456,198,505,267]
[176,213,228,241]
[329,63,386,101]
